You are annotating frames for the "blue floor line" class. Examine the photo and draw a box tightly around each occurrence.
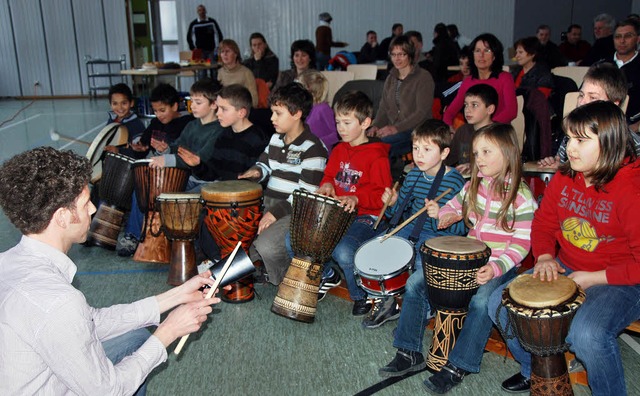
[76,268,169,276]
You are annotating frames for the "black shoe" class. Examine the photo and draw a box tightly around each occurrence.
[378,348,426,378]
[352,299,372,316]
[362,297,401,329]
[423,362,467,394]
[501,373,531,393]
[317,270,342,301]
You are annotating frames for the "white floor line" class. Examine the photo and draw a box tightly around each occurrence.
[620,333,640,355]
[0,114,41,132]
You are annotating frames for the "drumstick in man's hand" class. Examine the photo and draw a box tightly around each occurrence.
[380,188,452,242]
[373,181,400,230]
[173,241,241,355]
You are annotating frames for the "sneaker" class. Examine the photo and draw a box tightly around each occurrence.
[116,233,138,257]
[378,348,426,378]
[317,270,341,301]
[423,362,468,394]
[362,297,401,329]
[352,298,373,316]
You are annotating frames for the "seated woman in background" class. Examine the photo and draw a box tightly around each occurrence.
[217,39,259,107]
[243,33,279,90]
[443,33,517,126]
[511,36,554,98]
[274,39,316,90]
[367,35,435,161]
[297,70,339,154]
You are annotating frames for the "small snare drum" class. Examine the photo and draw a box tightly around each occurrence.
[354,235,414,297]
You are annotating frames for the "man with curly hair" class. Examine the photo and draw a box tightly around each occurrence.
[0,147,222,395]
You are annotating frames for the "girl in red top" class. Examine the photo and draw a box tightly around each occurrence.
[489,101,640,395]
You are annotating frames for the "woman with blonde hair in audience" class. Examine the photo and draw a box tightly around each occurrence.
[217,39,259,107]
[297,70,339,153]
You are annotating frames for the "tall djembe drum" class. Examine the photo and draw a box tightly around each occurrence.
[87,152,135,249]
[502,274,585,396]
[271,190,356,323]
[421,236,491,371]
[156,193,202,285]
[132,160,189,263]
[201,180,263,303]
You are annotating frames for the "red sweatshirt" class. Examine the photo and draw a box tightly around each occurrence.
[531,162,640,285]
[321,140,392,217]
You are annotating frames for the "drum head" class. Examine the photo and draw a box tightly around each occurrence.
[201,180,263,203]
[354,236,414,276]
[508,274,577,308]
[423,236,487,255]
[86,123,129,183]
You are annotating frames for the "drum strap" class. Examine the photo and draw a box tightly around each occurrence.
[387,164,445,242]
[408,163,445,242]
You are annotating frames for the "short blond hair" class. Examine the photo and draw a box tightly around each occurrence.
[297,70,328,104]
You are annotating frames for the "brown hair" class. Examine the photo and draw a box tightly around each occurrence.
[0,147,91,234]
[464,123,523,231]
[219,39,242,63]
[411,119,452,151]
[560,100,635,190]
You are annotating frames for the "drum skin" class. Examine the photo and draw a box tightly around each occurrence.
[272,190,356,323]
[354,235,414,297]
[502,274,585,396]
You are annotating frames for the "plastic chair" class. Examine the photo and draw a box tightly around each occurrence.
[321,71,355,105]
[563,92,629,117]
[511,95,525,152]
[347,64,378,80]
[551,66,589,88]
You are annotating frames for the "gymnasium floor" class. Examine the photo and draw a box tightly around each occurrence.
[1,98,639,395]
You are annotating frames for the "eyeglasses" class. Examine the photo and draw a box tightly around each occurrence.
[473,48,493,54]
[390,52,408,58]
[614,33,638,40]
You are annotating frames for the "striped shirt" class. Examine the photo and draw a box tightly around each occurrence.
[386,167,467,237]
[256,125,328,219]
[439,176,537,277]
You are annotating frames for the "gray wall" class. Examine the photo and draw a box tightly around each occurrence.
[2,0,636,97]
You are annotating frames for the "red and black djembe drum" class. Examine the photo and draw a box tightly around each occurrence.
[156,193,202,285]
[201,180,263,303]
[87,152,135,249]
[271,190,356,323]
[502,274,585,396]
[421,236,491,372]
[132,160,189,263]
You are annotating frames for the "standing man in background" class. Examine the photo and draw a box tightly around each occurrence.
[187,4,223,78]
[315,12,347,70]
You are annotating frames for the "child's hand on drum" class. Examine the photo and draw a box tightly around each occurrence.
[149,156,165,168]
[337,195,358,212]
[258,212,276,234]
[533,254,565,281]
[476,264,494,285]
[238,167,261,181]
[436,212,462,229]
[316,183,336,197]
[381,187,398,206]
[178,147,201,166]
[131,141,149,152]
[568,270,607,290]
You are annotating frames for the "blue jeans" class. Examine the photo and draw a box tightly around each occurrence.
[488,262,640,395]
[125,193,144,239]
[381,129,413,158]
[102,328,152,395]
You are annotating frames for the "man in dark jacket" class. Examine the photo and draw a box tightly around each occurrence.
[186,4,223,77]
